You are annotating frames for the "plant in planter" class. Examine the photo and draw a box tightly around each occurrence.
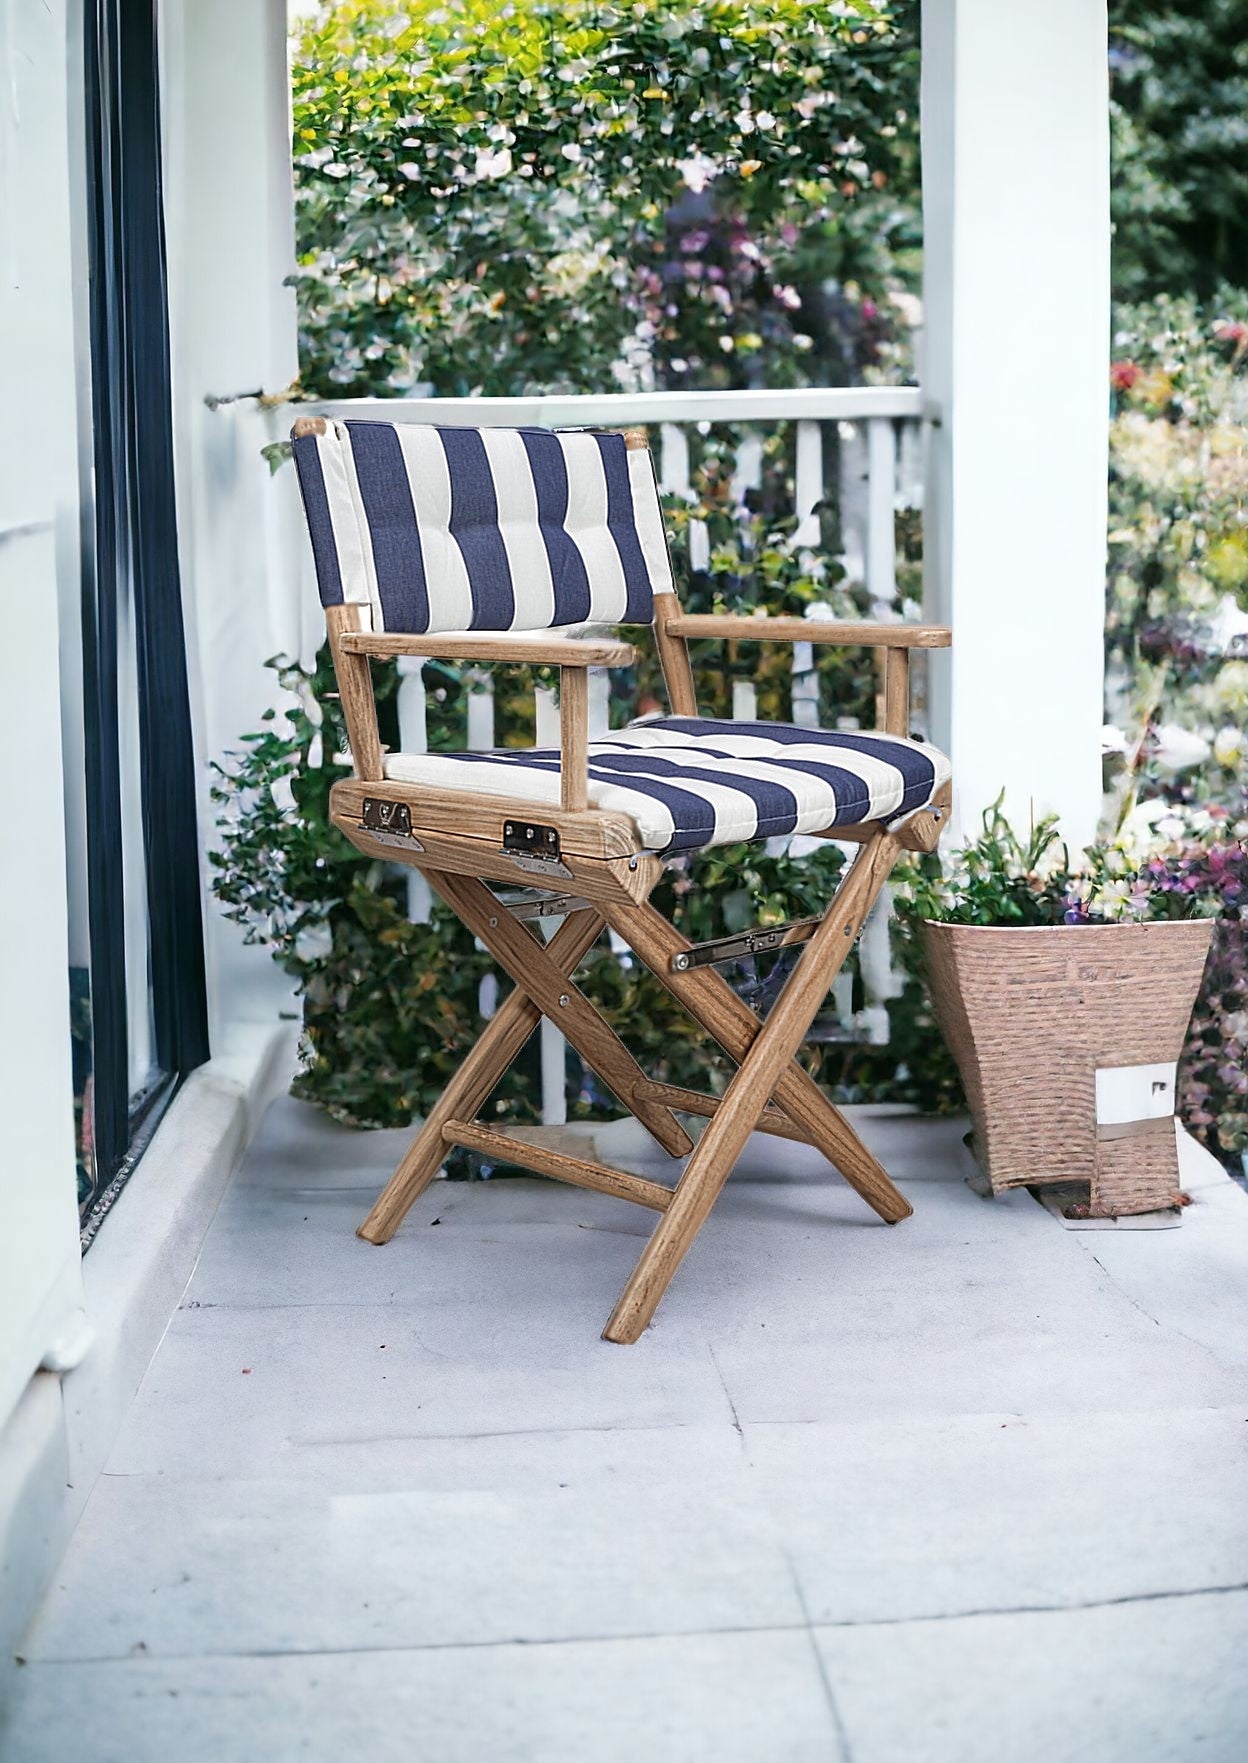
[892,800,1219,1217]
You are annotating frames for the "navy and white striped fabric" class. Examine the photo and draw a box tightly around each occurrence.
[383,718,951,856]
[292,419,673,633]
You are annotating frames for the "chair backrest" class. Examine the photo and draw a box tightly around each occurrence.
[292,418,674,634]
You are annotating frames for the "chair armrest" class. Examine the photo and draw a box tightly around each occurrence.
[338,631,637,667]
[664,615,951,649]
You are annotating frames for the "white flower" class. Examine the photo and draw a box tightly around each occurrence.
[1152,722,1211,774]
[1101,723,1130,756]
[1208,593,1248,655]
[294,922,333,964]
[474,147,512,180]
[1116,796,1171,859]
[888,290,923,329]
[270,773,296,814]
[559,142,582,163]
[677,153,718,193]
[755,111,775,131]
[1214,725,1245,769]
[1092,879,1134,920]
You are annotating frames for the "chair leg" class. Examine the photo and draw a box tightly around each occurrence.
[428,870,694,1158]
[358,906,605,1244]
[606,892,912,1227]
[602,831,903,1343]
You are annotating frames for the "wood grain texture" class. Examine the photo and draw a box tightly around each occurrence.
[339,631,638,664]
[559,666,589,812]
[923,918,1213,1212]
[883,646,911,735]
[330,778,643,861]
[652,590,699,717]
[606,884,913,1230]
[357,907,605,1243]
[325,604,383,781]
[602,831,906,1341]
[667,614,952,648]
[428,870,693,1158]
[632,1080,808,1144]
[442,1120,674,1211]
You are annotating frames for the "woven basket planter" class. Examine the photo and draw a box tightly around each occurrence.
[922,919,1213,1216]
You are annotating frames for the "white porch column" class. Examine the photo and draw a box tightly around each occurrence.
[921,0,1109,850]
[162,0,304,1045]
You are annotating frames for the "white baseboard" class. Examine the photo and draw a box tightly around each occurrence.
[0,1019,298,1715]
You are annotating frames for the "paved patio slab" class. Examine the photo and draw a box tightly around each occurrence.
[4,1097,1246,1762]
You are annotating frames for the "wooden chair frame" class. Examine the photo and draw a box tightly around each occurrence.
[300,417,952,1342]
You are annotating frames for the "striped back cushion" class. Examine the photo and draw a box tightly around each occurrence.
[291,419,673,633]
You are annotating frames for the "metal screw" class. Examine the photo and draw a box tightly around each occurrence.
[628,857,638,870]
[559,994,570,1007]
[843,924,852,936]
[674,954,690,970]
[488,917,498,928]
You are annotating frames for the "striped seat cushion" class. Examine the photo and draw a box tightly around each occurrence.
[383,717,951,856]
[291,420,673,634]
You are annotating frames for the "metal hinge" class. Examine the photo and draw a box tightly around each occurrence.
[360,797,425,850]
[500,819,573,879]
[671,915,823,972]
[495,888,592,921]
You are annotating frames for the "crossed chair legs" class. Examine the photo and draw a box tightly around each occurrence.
[358,828,912,1343]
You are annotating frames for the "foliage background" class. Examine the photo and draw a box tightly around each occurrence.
[290,0,921,400]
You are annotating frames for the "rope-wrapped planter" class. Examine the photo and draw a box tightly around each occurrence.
[921,919,1214,1215]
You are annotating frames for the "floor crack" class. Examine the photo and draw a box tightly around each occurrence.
[1083,1246,1227,1362]
[707,1344,744,1444]
[784,1553,855,1762]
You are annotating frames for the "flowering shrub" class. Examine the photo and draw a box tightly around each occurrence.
[1099,294,1248,1168]
[289,0,920,398]
[1105,291,1248,816]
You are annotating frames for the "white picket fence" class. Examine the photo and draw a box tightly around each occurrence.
[315,387,926,1119]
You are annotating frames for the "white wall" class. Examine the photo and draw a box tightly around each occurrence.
[161,0,311,1049]
[0,0,90,1432]
[1,0,307,1674]
[921,0,1109,851]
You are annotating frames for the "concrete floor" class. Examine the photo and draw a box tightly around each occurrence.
[4,1097,1248,1763]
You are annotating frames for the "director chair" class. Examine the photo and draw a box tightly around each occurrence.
[291,415,952,1341]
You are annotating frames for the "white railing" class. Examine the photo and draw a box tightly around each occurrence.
[308,386,927,1115]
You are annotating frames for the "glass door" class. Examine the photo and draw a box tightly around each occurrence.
[73,0,210,1239]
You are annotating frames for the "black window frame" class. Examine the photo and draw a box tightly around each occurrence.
[77,0,210,1238]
